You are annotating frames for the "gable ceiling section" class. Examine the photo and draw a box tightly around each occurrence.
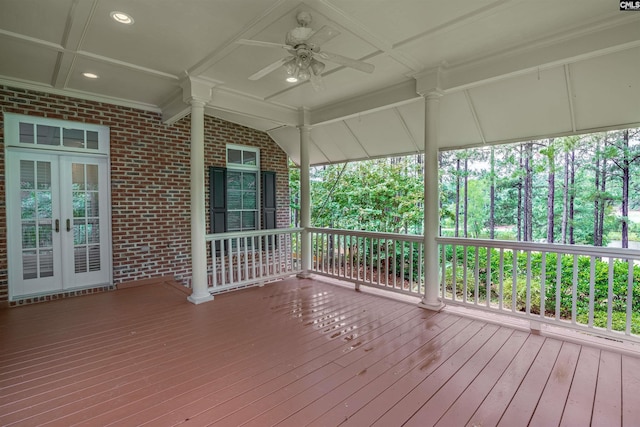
[438,91,485,149]
[570,47,640,132]
[311,123,367,163]
[467,66,572,144]
[343,108,418,158]
[268,125,335,166]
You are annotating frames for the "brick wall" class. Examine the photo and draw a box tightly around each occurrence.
[0,85,290,303]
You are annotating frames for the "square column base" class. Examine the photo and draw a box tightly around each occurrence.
[187,293,214,305]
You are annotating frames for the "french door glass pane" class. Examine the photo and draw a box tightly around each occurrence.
[20,159,55,280]
[71,162,100,274]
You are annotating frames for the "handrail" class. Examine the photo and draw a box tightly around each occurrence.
[437,236,640,259]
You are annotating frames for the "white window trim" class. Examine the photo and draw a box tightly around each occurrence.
[226,144,260,232]
[3,113,110,156]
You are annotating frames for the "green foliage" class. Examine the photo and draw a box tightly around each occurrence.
[441,247,640,331]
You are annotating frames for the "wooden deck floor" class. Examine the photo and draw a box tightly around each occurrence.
[1,277,639,426]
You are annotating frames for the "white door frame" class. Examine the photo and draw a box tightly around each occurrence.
[4,114,112,300]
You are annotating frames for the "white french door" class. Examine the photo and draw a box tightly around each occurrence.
[6,150,111,298]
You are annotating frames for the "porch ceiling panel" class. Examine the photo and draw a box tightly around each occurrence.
[0,0,73,43]
[437,92,486,149]
[0,40,59,85]
[1,1,638,164]
[570,46,640,132]
[311,124,368,164]
[268,125,333,166]
[342,109,420,158]
[67,57,178,108]
[467,66,573,143]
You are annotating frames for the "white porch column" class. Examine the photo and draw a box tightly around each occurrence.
[297,124,312,278]
[419,90,445,311]
[184,78,214,305]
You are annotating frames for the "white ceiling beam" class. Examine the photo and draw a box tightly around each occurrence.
[311,80,419,126]
[187,0,298,77]
[52,0,97,89]
[207,87,298,127]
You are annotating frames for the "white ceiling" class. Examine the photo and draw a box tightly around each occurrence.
[1,0,639,165]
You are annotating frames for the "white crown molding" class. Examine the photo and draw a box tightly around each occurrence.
[0,77,162,113]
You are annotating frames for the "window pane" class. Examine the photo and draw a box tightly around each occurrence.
[73,192,86,217]
[87,220,100,244]
[23,250,37,279]
[63,128,84,148]
[39,223,53,247]
[74,220,86,245]
[228,190,241,209]
[243,191,256,209]
[19,123,34,144]
[89,245,101,271]
[36,161,52,190]
[86,165,99,190]
[243,151,257,165]
[87,131,99,149]
[40,249,54,277]
[21,191,35,219]
[22,222,36,249]
[20,160,34,189]
[37,125,60,146]
[243,172,256,189]
[228,211,241,231]
[242,211,256,229]
[86,192,99,217]
[37,191,52,218]
[227,149,242,164]
[74,247,87,273]
[227,171,241,190]
[72,164,85,190]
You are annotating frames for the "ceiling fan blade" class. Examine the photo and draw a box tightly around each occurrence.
[306,25,340,49]
[309,70,325,92]
[235,39,291,51]
[248,57,290,81]
[317,51,375,74]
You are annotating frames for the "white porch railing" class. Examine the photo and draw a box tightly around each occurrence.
[308,228,425,298]
[206,228,302,294]
[437,237,640,343]
[204,227,639,343]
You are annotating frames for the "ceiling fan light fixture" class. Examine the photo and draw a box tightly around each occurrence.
[286,76,299,83]
[310,59,325,76]
[298,68,311,81]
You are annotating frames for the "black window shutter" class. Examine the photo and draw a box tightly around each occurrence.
[209,166,227,234]
[262,171,277,229]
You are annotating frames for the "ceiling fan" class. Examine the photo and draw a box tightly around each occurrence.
[235,11,375,91]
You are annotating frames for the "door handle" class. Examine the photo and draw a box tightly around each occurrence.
[55,219,60,233]
[66,219,71,232]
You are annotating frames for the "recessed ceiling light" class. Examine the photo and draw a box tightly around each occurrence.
[82,72,99,79]
[110,11,134,24]
[286,76,298,83]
